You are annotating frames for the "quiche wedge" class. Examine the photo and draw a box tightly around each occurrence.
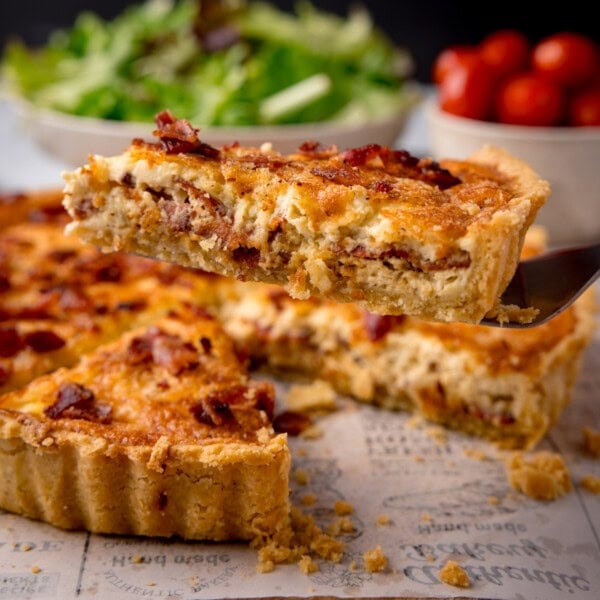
[0,308,290,541]
[62,111,549,324]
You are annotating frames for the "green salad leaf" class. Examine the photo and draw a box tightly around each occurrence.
[1,0,417,126]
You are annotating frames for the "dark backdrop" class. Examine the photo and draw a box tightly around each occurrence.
[2,1,598,83]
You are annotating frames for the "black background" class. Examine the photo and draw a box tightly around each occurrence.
[2,1,599,83]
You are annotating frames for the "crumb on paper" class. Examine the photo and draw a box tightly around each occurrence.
[464,447,489,461]
[406,415,424,429]
[376,513,391,526]
[425,426,447,446]
[298,555,319,574]
[487,495,500,505]
[349,560,359,571]
[146,582,156,587]
[580,474,600,494]
[20,543,33,552]
[413,454,425,463]
[333,500,353,515]
[421,513,431,522]
[254,506,344,572]
[295,447,308,457]
[31,566,41,574]
[284,379,337,413]
[300,424,324,440]
[131,554,143,564]
[505,451,572,500]
[300,493,317,506]
[326,516,355,537]
[363,545,388,573]
[294,468,309,485]
[439,559,471,588]
[583,427,600,458]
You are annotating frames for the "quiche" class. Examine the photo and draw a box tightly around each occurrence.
[216,227,597,449]
[62,110,549,324]
[0,203,217,394]
[0,308,290,541]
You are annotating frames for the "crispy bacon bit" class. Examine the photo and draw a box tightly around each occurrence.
[297,140,338,159]
[24,330,66,353]
[47,249,77,263]
[340,144,461,190]
[126,336,153,365]
[71,198,94,220]
[152,334,199,375]
[199,336,212,354]
[0,364,11,387]
[232,246,260,268]
[44,382,112,423]
[158,198,192,232]
[190,381,275,426]
[126,327,199,375]
[0,327,25,358]
[311,165,363,186]
[273,410,312,436]
[362,312,404,342]
[250,381,276,421]
[154,109,220,158]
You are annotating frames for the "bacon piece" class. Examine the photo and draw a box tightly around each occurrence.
[273,411,312,436]
[24,330,66,353]
[154,110,220,158]
[362,312,405,342]
[0,327,25,358]
[126,327,199,375]
[44,382,112,423]
[341,144,461,190]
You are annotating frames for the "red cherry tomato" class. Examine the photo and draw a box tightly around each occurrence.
[480,29,530,79]
[569,87,600,126]
[438,55,496,119]
[495,72,565,126]
[432,45,479,84]
[532,32,600,88]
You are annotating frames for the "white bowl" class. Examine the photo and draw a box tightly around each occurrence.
[7,94,418,168]
[426,98,600,246]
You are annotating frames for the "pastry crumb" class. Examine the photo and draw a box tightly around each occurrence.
[506,451,572,500]
[326,516,355,536]
[582,427,600,458]
[285,380,337,413]
[131,554,143,564]
[487,495,500,505]
[580,474,600,494]
[300,424,324,440]
[333,500,354,515]
[464,447,489,461]
[294,468,310,485]
[31,566,41,574]
[363,545,388,573]
[376,513,391,526]
[421,513,431,522]
[255,506,344,572]
[300,493,317,506]
[439,559,470,588]
[298,555,319,574]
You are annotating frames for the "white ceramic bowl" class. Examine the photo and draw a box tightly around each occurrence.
[426,98,600,246]
[7,94,418,169]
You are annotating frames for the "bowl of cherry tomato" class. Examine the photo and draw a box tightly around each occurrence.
[427,29,600,245]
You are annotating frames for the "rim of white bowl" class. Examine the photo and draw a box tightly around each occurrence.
[7,90,420,143]
[425,97,600,141]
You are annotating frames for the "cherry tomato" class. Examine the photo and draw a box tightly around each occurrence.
[532,32,600,88]
[432,45,479,84]
[569,87,600,126]
[480,29,530,79]
[438,55,495,119]
[495,72,565,126]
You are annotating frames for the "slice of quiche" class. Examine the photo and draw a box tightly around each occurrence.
[62,110,549,324]
[0,309,291,541]
[215,227,597,450]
